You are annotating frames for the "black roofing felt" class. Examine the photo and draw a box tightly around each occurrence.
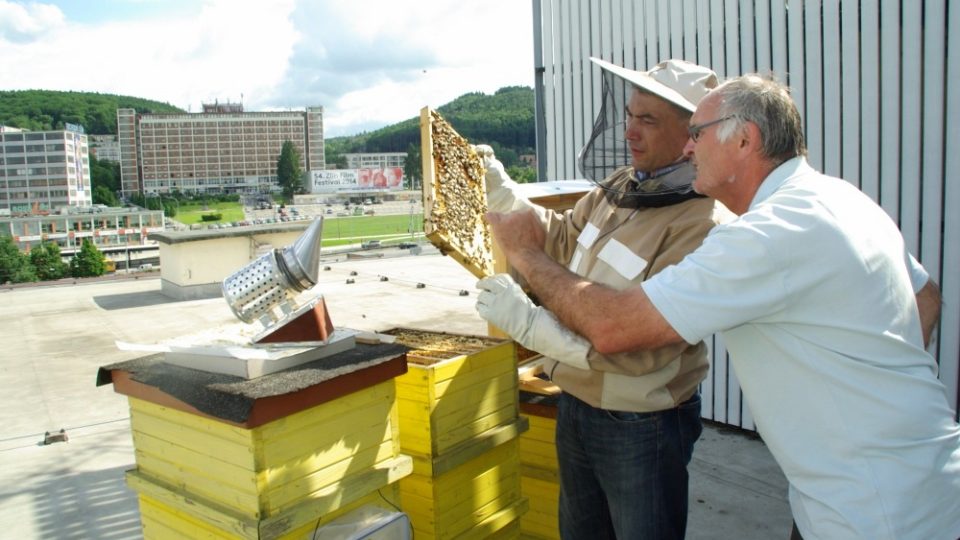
[96,342,409,424]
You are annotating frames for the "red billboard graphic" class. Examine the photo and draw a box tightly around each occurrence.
[358,167,403,190]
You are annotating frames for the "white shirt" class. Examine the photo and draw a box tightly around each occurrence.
[643,157,960,540]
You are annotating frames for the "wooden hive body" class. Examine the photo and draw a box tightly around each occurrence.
[123,378,411,539]
[518,407,560,539]
[387,328,527,539]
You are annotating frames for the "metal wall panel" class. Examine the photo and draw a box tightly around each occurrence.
[532,0,960,427]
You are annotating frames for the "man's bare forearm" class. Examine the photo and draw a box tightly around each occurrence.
[508,246,684,354]
[916,279,942,348]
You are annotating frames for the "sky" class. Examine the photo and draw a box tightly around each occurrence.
[0,0,535,137]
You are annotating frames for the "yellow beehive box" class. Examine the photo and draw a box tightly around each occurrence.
[385,328,519,458]
[131,475,405,539]
[518,392,560,539]
[127,378,407,520]
[399,438,527,539]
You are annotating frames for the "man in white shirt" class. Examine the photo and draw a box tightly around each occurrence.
[476,74,959,539]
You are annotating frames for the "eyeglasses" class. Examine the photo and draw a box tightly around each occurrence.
[688,115,735,142]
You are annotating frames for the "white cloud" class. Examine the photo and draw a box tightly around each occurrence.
[0,0,534,137]
[0,0,65,43]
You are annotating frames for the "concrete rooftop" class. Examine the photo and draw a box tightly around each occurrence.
[0,246,792,539]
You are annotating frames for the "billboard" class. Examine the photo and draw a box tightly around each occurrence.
[310,167,404,193]
[358,167,403,190]
[309,170,359,193]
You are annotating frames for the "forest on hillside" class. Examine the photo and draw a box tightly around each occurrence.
[0,90,184,134]
[324,86,536,169]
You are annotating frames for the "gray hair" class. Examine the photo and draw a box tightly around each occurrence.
[714,74,806,163]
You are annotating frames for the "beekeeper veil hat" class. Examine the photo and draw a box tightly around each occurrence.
[577,58,718,207]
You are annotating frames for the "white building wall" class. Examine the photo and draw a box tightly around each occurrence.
[0,128,92,214]
[533,0,960,426]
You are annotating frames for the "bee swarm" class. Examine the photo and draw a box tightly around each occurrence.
[421,108,495,278]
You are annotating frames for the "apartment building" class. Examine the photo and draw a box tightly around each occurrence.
[117,105,325,197]
[0,205,164,254]
[0,125,93,215]
[89,134,121,162]
[342,152,406,170]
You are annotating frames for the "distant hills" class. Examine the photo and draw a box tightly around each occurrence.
[0,86,537,169]
[326,86,536,164]
[0,90,184,134]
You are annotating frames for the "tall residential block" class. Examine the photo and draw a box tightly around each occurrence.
[0,125,93,214]
[117,105,325,197]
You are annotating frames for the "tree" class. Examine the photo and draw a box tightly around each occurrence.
[0,236,33,284]
[276,141,303,200]
[29,242,68,281]
[70,239,107,278]
[506,165,538,184]
[93,185,119,207]
[403,142,422,190]
[90,154,121,205]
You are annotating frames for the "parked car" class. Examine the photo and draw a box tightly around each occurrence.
[361,240,381,249]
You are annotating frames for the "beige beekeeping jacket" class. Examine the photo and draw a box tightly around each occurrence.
[493,164,733,412]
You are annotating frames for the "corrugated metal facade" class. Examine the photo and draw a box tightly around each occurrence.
[532,0,959,429]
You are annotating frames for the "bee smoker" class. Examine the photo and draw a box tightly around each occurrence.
[221,218,334,343]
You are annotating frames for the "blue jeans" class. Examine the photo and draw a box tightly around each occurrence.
[556,392,703,540]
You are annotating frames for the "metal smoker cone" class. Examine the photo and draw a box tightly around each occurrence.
[255,217,334,343]
[276,217,324,292]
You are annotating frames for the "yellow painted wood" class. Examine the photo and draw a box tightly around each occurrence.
[519,412,559,540]
[255,381,394,439]
[445,493,526,539]
[410,496,529,540]
[131,430,257,490]
[397,355,514,406]
[263,438,398,513]
[130,399,256,470]
[520,476,560,540]
[139,495,236,539]
[401,399,519,457]
[129,397,252,445]
[133,448,262,516]
[127,380,401,521]
[523,418,557,443]
[520,463,559,484]
[393,331,519,459]
[127,470,259,537]
[434,404,520,456]
[410,417,529,477]
[257,404,396,473]
[137,483,403,540]
[399,440,523,539]
[485,517,523,540]
[259,455,412,538]
[398,371,516,432]
[128,456,412,539]
[426,341,514,383]
[518,438,559,470]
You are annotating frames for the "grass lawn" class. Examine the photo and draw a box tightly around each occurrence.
[170,203,425,248]
[175,201,245,225]
[321,214,423,246]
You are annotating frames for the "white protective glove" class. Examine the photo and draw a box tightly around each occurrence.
[475,274,591,369]
[473,144,524,213]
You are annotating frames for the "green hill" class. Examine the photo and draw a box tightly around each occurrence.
[325,86,536,170]
[0,90,184,134]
